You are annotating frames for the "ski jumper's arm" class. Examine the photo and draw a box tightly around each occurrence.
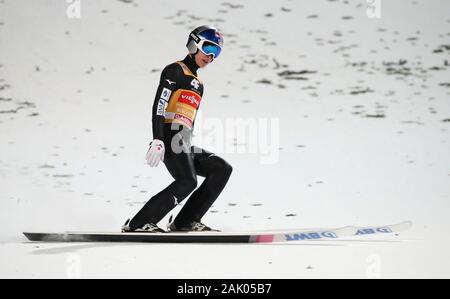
[151,64,180,140]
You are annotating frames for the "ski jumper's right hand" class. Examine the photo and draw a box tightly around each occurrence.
[146,139,165,167]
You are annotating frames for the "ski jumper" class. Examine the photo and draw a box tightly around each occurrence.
[129,55,232,230]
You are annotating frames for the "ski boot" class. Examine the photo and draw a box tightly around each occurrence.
[169,221,220,232]
[121,219,166,233]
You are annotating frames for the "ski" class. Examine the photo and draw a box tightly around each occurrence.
[24,226,357,244]
[255,221,413,236]
[23,221,412,244]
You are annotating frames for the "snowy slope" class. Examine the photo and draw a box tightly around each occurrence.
[0,0,449,278]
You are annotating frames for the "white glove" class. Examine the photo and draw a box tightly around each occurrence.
[145,139,165,167]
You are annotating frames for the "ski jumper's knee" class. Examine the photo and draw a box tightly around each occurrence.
[210,156,233,179]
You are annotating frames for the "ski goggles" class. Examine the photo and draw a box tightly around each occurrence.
[197,39,222,59]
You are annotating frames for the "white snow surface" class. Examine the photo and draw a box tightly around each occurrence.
[0,0,449,278]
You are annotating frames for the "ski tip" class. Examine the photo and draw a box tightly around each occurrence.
[384,220,413,231]
[398,220,413,230]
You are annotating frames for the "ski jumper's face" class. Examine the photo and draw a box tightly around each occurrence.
[194,51,214,68]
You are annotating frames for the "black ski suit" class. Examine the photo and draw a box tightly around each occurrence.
[129,55,232,230]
